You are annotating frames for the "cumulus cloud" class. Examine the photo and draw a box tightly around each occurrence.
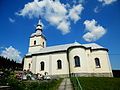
[16,0,84,34]
[69,4,84,23]
[9,18,15,23]
[57,20,70,34]
[0,46,22,63]
[98,0,117,5]
[83,19,106,42]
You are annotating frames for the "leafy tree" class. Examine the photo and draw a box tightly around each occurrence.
[0,56,23,71]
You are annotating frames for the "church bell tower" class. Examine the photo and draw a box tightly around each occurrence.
[28,19,46,53]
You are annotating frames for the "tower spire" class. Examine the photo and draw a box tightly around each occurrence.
[36,16,42,31]
[38,15,41,25]
[38,19,41,25]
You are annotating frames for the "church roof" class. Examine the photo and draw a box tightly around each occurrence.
[26,42,107,56]
[82,43,104,49]
[30,19,45,38]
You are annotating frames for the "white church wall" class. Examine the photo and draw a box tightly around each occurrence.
[28,46,42,53]
[69,47,89,73]
[29,36,46,53]
[31,56,37,74]
[33,52,69,76]
[84,49,94,73]
[106,52,113,74]
[51,52,69,76]
[23,57,32,71]
[35,55,50,75]
[91,50,112,74]
[24,48,112,77]
[29,36,45,47]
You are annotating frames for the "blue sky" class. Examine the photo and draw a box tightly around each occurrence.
[0,0,120,69]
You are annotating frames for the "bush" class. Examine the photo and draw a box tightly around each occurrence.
[8,78,25,90]
[0,70,11,85]
[24,79,63,90]
[0,70,63,90]
[6,78,62,90]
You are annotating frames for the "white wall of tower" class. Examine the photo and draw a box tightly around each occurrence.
[28,36,46,53]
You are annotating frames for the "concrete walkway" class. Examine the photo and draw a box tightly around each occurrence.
[58,78,73,90]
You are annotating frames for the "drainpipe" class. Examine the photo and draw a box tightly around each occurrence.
[67,48,71,77]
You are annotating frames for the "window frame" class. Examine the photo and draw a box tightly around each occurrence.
[57,60,62,69]
[74,56,80,67]
[28,63,31,69]
[34,40,36,45]
[95,58,101,68]
[40,61,45,71]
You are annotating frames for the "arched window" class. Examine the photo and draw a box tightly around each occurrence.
[34,40,36,45]
[74,56,80,67]
[43,42,44,47]
[40,61,44,71]
[57,60,62,69]
[95,58,101,68]
[29,63,31,69]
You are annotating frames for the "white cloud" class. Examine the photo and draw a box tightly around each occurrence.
[16,0,84,34]
[73,0,85,4]
[57,20,70,34]
[83,19,106,42]
[98,0,117,5]
[94,6,100,13]
[69,4,84,23]
[9,18,15,23]
[0,46,22,63]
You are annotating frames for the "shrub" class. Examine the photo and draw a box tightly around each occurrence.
[0,70,63,90]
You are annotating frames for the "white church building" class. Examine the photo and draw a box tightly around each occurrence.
[23,20,113,77]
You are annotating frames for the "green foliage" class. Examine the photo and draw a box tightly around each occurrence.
[0,56,23,71]
[8,77,25,90]
[0,70,24,90]
[71,77,120,90]
[23,78,63,90]
[0,70,62,90]
[0,70,11,85]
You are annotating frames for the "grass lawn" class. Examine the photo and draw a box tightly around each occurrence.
[71,77,120,90]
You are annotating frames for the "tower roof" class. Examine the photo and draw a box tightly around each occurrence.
[36,19,43,31]
[38,19,41,25]
[30,19,46,40]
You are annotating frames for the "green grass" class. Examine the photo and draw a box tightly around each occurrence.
[71,77,120,90]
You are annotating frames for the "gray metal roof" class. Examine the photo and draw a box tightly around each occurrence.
[26,42,106,56]
[82,43,104,49]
